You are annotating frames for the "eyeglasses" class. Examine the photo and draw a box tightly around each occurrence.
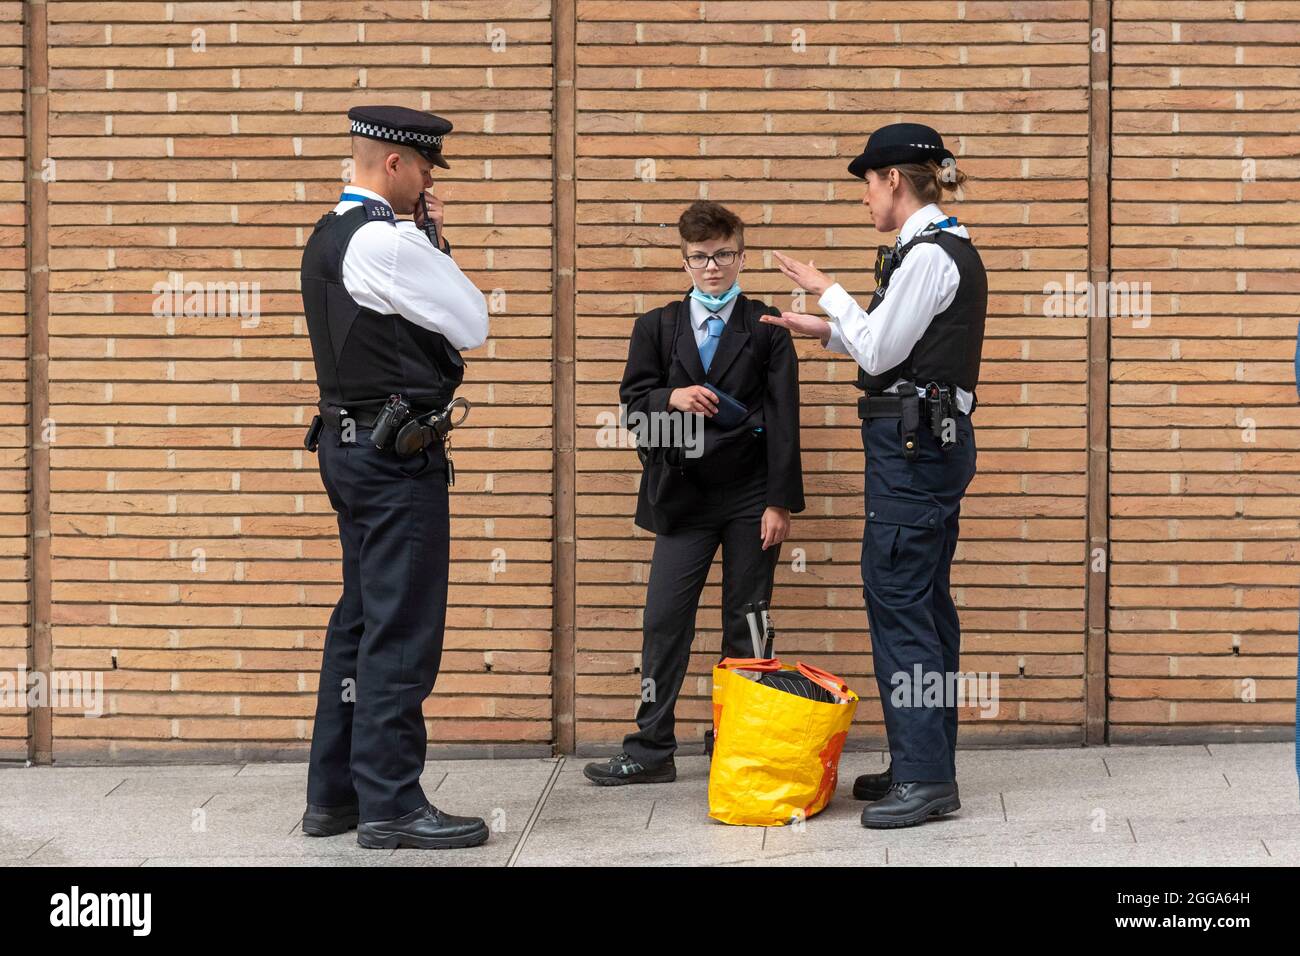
[684,249,741,269]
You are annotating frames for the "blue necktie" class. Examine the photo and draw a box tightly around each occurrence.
[699,315,725,372]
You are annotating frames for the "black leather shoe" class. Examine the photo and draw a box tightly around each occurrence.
[356,803,489,849]
[860,781,960,829]
[582,752,676,786]
[852,764,892,801]
[301,802,359,837]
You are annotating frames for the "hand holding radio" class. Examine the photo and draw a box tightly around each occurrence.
[416,190,445,249]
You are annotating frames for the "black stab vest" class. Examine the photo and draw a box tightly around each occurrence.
[301,202,465,413]
[856,230,987,394]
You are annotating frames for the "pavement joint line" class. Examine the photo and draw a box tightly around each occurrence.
[25,836,55,861]
[505,756,564,868]
[1126,818,1137,844]
[430,770,449,792]
[104,778,126,797]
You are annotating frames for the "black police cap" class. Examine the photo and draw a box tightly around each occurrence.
[847,122,955,179]
[347,105,452,169]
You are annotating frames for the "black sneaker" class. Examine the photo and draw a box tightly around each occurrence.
[582,752,676,786]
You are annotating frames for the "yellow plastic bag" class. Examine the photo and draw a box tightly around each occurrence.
[708,658,858,827]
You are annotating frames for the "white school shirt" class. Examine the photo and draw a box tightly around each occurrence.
[687,293,739,347]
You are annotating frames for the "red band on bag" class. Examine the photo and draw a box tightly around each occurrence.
[795,662,855,701]
[717,657,782,673]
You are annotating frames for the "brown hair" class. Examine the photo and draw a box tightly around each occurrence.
[677,200,745,251]
[872,160,968,204]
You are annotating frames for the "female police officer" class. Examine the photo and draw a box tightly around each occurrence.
[763,123,987,829]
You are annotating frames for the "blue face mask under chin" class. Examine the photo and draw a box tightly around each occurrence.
[690,281,741,311]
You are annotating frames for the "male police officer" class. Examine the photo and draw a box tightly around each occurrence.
[299,106,490,849]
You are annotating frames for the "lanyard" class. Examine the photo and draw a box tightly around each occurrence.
[339,191,388,208]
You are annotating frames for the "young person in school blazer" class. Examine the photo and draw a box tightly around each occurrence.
[583,200,806,785]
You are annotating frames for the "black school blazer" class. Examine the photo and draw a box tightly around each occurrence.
[619,291,806,533]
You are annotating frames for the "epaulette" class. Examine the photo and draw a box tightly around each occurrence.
[361,198,395,223]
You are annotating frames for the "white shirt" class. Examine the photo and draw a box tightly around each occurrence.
[687,293,738,347]
[820,202,974,414]
[335,185,489,352]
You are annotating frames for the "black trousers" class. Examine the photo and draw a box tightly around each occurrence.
[306,423,452,823]
[860,411,977,784]
[623,470,779,767]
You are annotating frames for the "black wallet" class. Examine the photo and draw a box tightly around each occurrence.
[702,382,749,430]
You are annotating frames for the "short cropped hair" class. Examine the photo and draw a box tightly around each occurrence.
[677,200,745,252]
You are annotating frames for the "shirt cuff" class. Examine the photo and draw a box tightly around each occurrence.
[825,322,850,355]
[818,282,858,321]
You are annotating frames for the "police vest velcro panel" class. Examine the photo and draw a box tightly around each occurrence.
[300,205,465,412]
[856,231,988,394]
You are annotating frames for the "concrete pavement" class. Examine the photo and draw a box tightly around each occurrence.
[1,742,1297,866]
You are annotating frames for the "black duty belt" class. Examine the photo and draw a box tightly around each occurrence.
[306,396,471,485]
[857,389,973,420]
[318,402,432,431]
[857,383,970,460]
[857,394,910,419]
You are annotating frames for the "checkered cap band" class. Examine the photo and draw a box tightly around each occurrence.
[350,119,443,151]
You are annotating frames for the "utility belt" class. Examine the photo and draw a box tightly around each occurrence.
[857,381,969,461]
[304,394,471,485]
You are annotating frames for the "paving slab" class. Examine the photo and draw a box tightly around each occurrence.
[0,743,1294,866]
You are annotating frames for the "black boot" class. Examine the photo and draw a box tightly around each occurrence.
[356,803,489,849]
[582,752,676,786]
[301,802,359,837]
[860,781,960,829]
[852,764,892,801]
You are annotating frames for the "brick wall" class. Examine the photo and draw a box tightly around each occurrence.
[6,0,1296,762]
[1108,0,1300,740]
